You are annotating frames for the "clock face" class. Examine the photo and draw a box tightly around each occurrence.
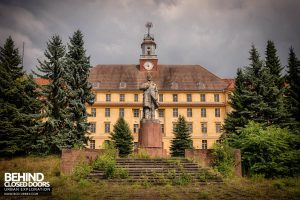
[143,61,154,70]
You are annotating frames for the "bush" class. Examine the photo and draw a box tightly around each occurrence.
[211,141,235,178]
[234,121,300,178]
[93,143,128,179]
[72,161,92,180]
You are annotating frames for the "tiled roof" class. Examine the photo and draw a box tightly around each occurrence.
[89,64,230,91]
[222,79,235,90]
[34,65,233,91]
[34,78,50,85]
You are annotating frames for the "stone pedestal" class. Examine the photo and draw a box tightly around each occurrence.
[138,119,167,157]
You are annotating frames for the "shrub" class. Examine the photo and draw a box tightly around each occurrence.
[211,141,235,178]
[234,121,300,178]
[72,161,92,180]
[93,143,128,179]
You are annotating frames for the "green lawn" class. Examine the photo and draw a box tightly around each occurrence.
[0,156,299,200]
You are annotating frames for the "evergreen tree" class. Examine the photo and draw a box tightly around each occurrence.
[224,45,287,137]
[65,30,95,148]
[223,69,250,135]
[110,118,134,157]
[286,47,300,123]
[33,35,72,154]
[0,36,42,156]
[265,40,284,88]
[170,115,193,157]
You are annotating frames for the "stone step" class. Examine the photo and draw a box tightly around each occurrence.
[89,158,222,183]
[115,165,199,169]
[116,159,191,163]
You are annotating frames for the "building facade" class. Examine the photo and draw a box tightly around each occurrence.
[87,30,233,154]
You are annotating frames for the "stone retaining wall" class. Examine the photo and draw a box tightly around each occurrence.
[60,149,104,175]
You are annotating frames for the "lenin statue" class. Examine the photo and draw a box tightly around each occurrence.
[140,74,159,120]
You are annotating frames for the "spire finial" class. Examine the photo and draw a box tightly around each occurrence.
[145,22,153,36]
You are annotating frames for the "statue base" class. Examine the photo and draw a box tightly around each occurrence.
[138,119,167,157]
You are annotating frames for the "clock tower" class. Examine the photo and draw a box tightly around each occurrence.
[139,22,158,71]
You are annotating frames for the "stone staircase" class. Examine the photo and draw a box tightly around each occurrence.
[89,158,222,184]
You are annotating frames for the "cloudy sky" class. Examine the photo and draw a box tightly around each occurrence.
[1,0,300,78]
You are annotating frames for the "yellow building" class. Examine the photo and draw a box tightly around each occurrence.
[87,30,233,154]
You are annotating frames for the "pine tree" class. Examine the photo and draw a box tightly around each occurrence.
[0,36,42,156]
[110,118,134,157]
[265,40,284,88]
[33,35,72,154]
[224,45,287,137]
[170,115,193,157]
[223,69,250,135]
[65,30,95,148]
[286,47,300,123]
[240,46,269,124]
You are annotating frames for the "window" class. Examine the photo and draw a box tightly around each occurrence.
[215,108,221,117]
[105,123,110,133]
[106,94,111,102]
[188,123,193,133]
[173,108,178,117]
[200,94,206,102]
[133,124,139,134]
[187,108,192,117]
[173,94,178,102]
[216,122,222,133]
[201,122,207,134]
[120,94,125,102]
[90,140,95,149]
[187,94,192,102]
[173,123,177,132]
[158,109,165,117]
[201,108,206,118]
[133,109,139,118]
[119,108,125,118]
[134,94,139,102]
[90,122,96,133]
[91,108,96,117]
[159,94,163,102]
[160,124,164,134]
[105,108,110,117]
[214,94,220,102]
[202,140,208,149]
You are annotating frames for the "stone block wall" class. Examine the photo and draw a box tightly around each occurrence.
[60,149,104,175]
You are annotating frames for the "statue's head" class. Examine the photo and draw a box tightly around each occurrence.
[146,73,152,81]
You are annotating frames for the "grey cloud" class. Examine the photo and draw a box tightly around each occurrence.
[0,0,299,78]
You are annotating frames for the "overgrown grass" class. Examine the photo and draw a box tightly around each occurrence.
[0,156,299,200]
[129,149,150,159]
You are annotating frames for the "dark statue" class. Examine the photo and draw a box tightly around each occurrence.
[140,74,159,119]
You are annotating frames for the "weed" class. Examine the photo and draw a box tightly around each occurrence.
[72,161,92,180]
[172,172,192,185]
[78,179,92,188]
[273,180,285,189]
[129,149,150,159]
[115,168,129,179]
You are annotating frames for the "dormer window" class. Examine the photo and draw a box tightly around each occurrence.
[92,82,100,88]
[119,81,127,89]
